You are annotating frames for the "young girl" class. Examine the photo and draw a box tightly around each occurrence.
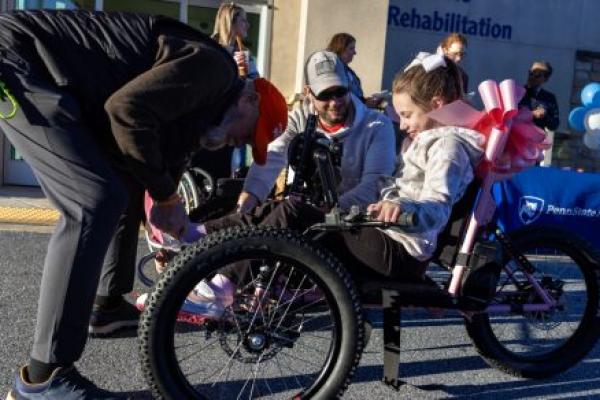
[329,52,485,279]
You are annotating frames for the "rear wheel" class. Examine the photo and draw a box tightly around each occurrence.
[139,227,365,399]
[466,226,600,378]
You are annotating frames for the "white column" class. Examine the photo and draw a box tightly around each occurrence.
[255,3,273,79]
[94,0,103,11]
[179,0,188,23]
[294,0,309,94]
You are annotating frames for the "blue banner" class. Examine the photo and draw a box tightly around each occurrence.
[493,167,600,249]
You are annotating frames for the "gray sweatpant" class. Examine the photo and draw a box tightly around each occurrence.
[0,68,144,364]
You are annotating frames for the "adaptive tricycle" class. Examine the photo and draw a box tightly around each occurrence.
[137,80,600,399]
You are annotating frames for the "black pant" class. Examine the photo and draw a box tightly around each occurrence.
[204,198,325,234]
[203,199,425,281]
[0,66,143,364]
[322,228,427,279]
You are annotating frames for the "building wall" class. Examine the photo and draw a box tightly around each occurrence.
[270,0,389,101]
[384,0,600,134]
[269,0,302,99]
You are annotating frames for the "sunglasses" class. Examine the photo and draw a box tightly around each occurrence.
[529,70,547,79]
[447,50,466,58]
[314,87,349,101]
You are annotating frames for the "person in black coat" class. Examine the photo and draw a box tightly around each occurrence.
[0,9,286,399]
[519,61,560,131]
[437,32,469,94]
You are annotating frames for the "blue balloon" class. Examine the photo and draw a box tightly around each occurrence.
[581,82,600,107]
[569,106,587,132]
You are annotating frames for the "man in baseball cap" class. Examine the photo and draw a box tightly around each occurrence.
[305,49,349,97]
[301,50,353,129]
[236,49,394,213]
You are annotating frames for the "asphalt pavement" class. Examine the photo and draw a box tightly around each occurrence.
[1,227,599,399]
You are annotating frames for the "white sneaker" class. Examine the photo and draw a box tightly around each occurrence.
[183,274,236,319]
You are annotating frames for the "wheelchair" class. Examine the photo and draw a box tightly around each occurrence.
[137,115,600,399]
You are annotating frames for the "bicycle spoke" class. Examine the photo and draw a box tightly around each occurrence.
[176,337,220,365]
[279,349,322,367]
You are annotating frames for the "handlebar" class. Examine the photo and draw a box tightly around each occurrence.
[306,207,418,234]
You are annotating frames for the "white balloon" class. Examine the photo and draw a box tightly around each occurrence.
[584,108,600,131]
[583,130,600,150]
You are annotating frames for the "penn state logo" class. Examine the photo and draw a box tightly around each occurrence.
[518,196,545,225]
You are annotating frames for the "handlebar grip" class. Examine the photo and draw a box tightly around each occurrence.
[395,212,417,227]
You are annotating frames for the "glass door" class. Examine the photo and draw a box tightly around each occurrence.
[2,137,38,185]
[12,0,80,9]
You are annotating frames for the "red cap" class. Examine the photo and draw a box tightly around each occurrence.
[252,78,288,165]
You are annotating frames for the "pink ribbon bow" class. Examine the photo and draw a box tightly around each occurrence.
[428,79,552,178]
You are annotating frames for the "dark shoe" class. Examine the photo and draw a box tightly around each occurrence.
[88,298,140,337]
[6,365,129,399]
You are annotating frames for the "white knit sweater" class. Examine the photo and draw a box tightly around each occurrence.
[380,126,485,260]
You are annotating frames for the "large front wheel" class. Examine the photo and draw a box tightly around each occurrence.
[465,226,600,378]
[139,227,365,399]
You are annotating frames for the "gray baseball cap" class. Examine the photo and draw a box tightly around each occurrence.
[305,50,349,97]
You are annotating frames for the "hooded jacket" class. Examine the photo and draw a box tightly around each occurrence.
[242,94,396,210]
[380,126,485,260]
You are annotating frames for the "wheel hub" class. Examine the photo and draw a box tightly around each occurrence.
[246,333,267,351]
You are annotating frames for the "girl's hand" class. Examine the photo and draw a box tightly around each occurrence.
[368,200,402,223]
[366,201,382,218]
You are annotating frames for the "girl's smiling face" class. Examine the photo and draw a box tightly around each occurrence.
[394,92,440,140]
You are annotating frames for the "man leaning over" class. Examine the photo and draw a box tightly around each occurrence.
[0,9,286,399]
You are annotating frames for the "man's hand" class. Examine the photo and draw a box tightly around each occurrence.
[532,106,547,120]
[149,193,189,239]
[237,190,259,213]
[367,200,402,223]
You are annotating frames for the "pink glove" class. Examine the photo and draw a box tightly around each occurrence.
[148,194,189,239]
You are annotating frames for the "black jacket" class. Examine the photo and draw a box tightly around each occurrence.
[519,86,560,131]
[0,10,243,200]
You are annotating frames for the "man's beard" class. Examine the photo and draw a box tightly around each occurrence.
[199,125,228,151]
[318,103,350,126]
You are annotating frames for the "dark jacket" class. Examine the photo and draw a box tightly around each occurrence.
[0,10,243,200]
[519,86,560,131]
[458,66,469,94]
[344,64,364,101]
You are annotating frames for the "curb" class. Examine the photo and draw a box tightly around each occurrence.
[0,206,59,226]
